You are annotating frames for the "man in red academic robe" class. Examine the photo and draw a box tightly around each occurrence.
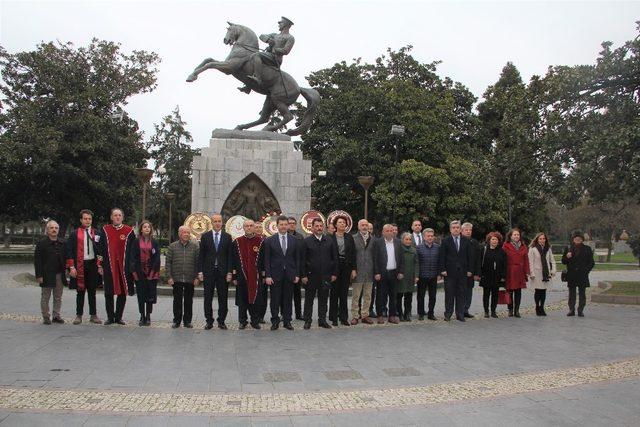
[97,208,136,325]
[66,209,102,325]
[230,219,265,329]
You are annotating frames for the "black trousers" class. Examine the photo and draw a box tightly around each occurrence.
[534,288,547,308]
[270,277,294,324]
[417,277,437,316]
[204,269,228,324]
[568,285,587,312]
[464,276,475,314]
[304,281,329,322]
[173,282,194,324]
[370,280,389,316]
[257,281,268,320]
[482,287,499,313]
[369,281,376,315]
[237,282,262,325]
[329,260,350,323]
[376,270,397,317]
[105,294,126,321]
[508,289,522,312]
[293,282,302,318]
[396,292,412,317]
[76,260,98,316]
[444,276,465,319]
[135,279,157,315]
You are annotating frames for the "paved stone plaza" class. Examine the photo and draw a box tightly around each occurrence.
[0,264,639,426]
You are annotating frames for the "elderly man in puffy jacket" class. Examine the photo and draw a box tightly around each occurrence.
[166,226,200,328]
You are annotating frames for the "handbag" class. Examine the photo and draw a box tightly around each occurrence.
[497,289,511,305]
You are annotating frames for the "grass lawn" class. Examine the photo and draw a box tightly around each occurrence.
[553,252,638,264]
[592,263,639,271]
[603,281,640,296]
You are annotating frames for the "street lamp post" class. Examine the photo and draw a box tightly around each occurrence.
[390,125,405,224]
[136,168,154,221]
[165,192,176,242]
[357,176,374,221]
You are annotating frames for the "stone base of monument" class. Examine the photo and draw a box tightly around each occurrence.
[191,129,312,220]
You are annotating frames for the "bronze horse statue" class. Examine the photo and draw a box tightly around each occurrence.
[186,23,320,136]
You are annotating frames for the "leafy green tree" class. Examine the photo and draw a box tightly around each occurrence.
[146,107,200,240]
[0,40,160,233]
[301,46,504,234]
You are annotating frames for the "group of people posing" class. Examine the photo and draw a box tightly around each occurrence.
[34,208,595,329]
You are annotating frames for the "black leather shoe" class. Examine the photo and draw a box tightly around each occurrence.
[456,316,466,322]
[270,323,279,330]
[428,314,437,321]
[303,321,311,330]
[171,322,180,329]
[218,323,228,330]
[464,313,474,319]
[540,308,547,316]
[205,322,214,330]
[484,311,490,318]
[405,315,412,322]
[250,322,261,330]
[418,315,424,321]
[284,323,294,330]
[514,311,521,318]
[578,311,584,317]
[139,316,145,326]
[116,319,126,325]
[332,320,338,327]
[491,312,498,318]
[259,319,266,324]
[239,322,247,330]
[319,322,332,329]
[444,316,451,321]
[184,323,193,328]
[52,317,65,324]
[340,320,350,326]
[567,311,575,317]
[103,319,114,325]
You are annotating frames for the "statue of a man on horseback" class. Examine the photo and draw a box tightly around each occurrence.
[186,17,319,136]
[241,16,295,93]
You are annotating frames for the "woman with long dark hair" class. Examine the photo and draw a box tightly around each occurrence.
[528,232,556,316]
[329,216,356,326]
[479,231,507,318]
[129,220,161,326]
[502,228,530,318]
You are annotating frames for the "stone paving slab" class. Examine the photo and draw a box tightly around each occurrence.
[0,357,638,416]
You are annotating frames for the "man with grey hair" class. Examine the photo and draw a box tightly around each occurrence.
[372,224,405,324]
[438,220,473,321]
[351,219,375,325]
[461,222,481,318]
[34,220,67,324]
[166,225,200,328]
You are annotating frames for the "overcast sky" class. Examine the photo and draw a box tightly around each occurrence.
[2,0,639,150]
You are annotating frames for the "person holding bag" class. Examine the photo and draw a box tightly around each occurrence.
[528,232,556,316]
[562,230,594,317]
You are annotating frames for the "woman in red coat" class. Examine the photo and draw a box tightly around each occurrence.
[502,228,530,318]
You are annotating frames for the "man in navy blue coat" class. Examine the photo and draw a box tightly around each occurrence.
[263,215,301,330]
[438,220,474,322]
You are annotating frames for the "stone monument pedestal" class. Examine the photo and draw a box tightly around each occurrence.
[191,129,312,221]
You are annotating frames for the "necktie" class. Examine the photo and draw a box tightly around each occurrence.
[281,234,287,254]
[85,229,91,257]
[455,236,459,252]
[214,232,219,250]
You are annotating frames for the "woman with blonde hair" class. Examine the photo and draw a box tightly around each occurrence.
[528,232,556,316]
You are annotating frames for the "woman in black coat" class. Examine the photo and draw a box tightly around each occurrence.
[561,230,594,317]
[129,221,161,326]
[479,231,507,318]
[329,215,356,326]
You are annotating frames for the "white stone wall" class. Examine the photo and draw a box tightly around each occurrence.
[191,137,312,221]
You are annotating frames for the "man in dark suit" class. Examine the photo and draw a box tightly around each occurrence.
[438,220,474,322]
[372,224,405,324]
[301,218,338,329]
[197,213,233,330]
[263,215,301,330]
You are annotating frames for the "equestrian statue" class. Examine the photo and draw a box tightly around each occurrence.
[186,17,320,136]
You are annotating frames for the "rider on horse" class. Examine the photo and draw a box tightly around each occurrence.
[239,16,295,94]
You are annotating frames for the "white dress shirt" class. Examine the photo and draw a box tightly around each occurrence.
[385,239,396,270]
